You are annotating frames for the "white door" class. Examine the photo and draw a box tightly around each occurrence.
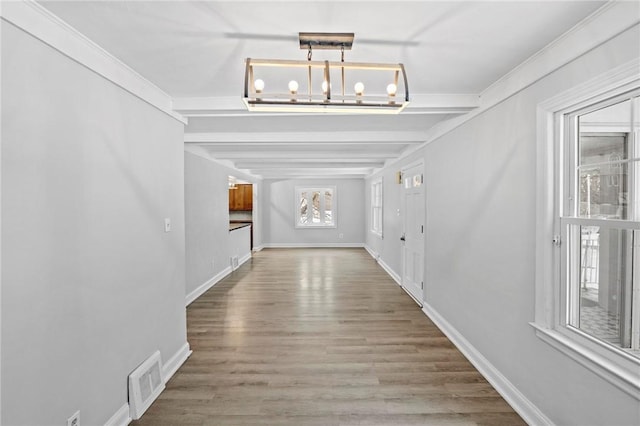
[401,164,425,305]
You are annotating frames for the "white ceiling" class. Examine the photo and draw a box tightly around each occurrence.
[39,0,606,179]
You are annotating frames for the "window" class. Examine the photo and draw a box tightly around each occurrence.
[564,94,640,357]
[534,61,640,398]
[295,186,336,228]
[371,178,383,237]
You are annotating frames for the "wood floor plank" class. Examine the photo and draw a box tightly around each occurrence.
[132,248,525,425]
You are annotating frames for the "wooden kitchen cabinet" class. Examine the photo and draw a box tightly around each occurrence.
[228,187,239,210]
[242,184,253,210]
[229,184,253,211]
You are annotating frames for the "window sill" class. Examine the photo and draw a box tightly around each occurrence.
[530,322,640,399]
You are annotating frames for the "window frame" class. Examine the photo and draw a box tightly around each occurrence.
[371,178,383,237]
[533,59,640,400]
[294,186,337,229]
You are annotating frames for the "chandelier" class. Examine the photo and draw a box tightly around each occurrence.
[243,32,409,113]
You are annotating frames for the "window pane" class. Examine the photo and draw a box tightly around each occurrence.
[324,190,333,224]
[577,98,634,220]
[572,226,635,352]
[299,192,308,224]
[373,208,381,232]
[578,99,640,220]
[579,99,633,153]
[579,133,628,165]
[371,181,382,234]
[578,163,628,219]
[296,186,335,228]
[312,191,320,223]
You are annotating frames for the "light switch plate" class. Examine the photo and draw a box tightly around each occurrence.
[164,218,171,232]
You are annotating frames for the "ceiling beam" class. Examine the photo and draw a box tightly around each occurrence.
[252,169,372,179]
[259,173,370,179]
[235,161,384,169]
[203,151,401,160]
[184,131,425,144]
[173,94,479,116]
[247,168,372,175]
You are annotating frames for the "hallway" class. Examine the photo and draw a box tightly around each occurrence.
[132,248,525,425]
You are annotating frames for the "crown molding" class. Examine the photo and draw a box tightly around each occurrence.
[431,2,639,148]
[366,1,640,181]
[537,58,640,113]
[0,0,186,124]
[480,1,640,110]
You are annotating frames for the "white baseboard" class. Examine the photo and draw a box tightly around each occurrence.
[103,343,192,426]
[378,258,402,286]
[162,342,192,384]
[238,252,251,267]
[186,249,252,308]
[103,403,131,426]
[253,245,264,252]
[364,244,401,286]
[365,245,421,306]
[185,266,232,306]
[363,244,377,259]
[422,302,553,426]
[262,243,365,248]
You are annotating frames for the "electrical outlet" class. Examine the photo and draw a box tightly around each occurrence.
[164,218,171,233]
[67,411,80,426]
[338,233,344,239]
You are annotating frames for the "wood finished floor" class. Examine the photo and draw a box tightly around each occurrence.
[132,248,525,426]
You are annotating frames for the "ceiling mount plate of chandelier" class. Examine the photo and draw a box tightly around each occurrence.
[243,32,409,113]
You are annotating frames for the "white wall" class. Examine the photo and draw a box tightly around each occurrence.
[184,150,260,302]
[263,178,365,246]
[229,226,251,266]
[365,24,640,426]
[1,22,187,426]
[185,151,231,299]
[0,3,4,422]
[365,174,403,275]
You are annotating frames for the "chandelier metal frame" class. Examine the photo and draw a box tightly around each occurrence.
[242,32,409,113]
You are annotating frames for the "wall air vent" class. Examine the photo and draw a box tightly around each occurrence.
[128,350,165,420]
